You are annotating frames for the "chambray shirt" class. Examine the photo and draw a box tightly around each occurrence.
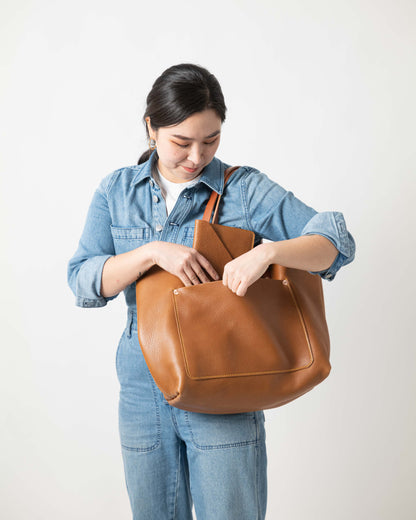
[67,149,356,309]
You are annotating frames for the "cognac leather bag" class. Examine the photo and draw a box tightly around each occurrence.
[135,166,331,414]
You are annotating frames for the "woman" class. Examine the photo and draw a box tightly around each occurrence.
[68,63,355,519]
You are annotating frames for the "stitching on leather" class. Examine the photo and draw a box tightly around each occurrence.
[172,279,314,381]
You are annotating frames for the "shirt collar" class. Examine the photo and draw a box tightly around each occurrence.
[130,149,225,195]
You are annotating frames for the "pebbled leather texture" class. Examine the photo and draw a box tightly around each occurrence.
[136,166,331,414]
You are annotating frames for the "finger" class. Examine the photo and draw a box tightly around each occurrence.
[233,276,248,295]
[191,260,214,283]
[195,253,220,281]
[179,272,194,287]
[177,264,195,287]
[193,266,212,283]
[235,281,247,297]
[231,277,241,293]
[183,267,201,285]
[183,263,210,285]
[222,265,228,286]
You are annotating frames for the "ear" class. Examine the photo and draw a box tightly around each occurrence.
[145,117,156,140]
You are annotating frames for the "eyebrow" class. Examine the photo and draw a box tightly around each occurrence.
[171,130,221,141]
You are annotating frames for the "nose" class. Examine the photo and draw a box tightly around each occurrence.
[187,144,204,166]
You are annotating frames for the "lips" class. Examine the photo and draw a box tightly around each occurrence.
[182,166,199,173]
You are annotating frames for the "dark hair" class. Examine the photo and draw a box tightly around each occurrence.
[137,63,227,165]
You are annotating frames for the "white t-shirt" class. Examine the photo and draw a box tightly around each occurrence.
[153,166,203,216]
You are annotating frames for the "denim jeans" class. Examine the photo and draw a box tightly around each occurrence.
[116,309,267,520]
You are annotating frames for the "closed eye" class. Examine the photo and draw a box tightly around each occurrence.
[174,139,218,148]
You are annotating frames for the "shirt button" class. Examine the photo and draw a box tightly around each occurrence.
[155,224,163,232]
[324,273,332,279]
[149,179,154,187]
[153,195,159,203]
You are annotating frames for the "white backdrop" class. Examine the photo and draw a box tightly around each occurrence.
[1,1,415,518]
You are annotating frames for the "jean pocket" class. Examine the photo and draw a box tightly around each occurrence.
[185,410,261,450]
[117,332,161,452]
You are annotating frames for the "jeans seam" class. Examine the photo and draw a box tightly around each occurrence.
[191,439,259,451]
[120,334,162,453]
[170,413,183,440]
[255,443,260,519]
[126,310,133,338]
[147,367,162,449]
[255,410,261,518]
[170,441,181,520]
[115,330,125,374]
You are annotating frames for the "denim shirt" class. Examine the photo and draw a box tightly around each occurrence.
[67,149,356,309]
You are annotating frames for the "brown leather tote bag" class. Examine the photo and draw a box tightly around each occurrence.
[135,166,331,414]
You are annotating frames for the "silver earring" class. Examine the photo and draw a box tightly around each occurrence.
[148,138,157,150]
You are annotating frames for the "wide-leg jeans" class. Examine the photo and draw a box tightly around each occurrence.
[116,309,268,520]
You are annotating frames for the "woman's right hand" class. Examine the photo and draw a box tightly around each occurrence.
[148,241,220,287]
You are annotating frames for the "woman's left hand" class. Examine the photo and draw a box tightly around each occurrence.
[222,243,272,297]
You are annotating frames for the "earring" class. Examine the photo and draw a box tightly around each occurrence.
[148,137,157,150]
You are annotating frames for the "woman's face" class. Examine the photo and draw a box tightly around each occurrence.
[146,109,222,183]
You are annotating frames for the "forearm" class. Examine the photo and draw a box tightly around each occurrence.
[100,242,155,298]
[262,234,339,272]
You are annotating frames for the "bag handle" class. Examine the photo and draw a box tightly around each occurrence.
[200,165,288,281]
[202,166,241,224]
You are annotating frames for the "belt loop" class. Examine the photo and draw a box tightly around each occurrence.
[126,310,133,338]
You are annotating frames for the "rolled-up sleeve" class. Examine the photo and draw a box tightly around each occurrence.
[67,175,118,307]
[242,167,356,281]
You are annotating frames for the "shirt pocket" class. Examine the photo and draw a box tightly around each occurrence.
[110,225,152,254]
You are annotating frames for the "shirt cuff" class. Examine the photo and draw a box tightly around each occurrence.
[73,254,116,308]
[301,211,356,281]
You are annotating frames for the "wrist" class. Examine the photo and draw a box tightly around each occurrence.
[256,242,277,266]
[131,242,156,276]
[142,241,158,268]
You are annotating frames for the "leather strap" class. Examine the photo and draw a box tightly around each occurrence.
[202,166,241,224]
